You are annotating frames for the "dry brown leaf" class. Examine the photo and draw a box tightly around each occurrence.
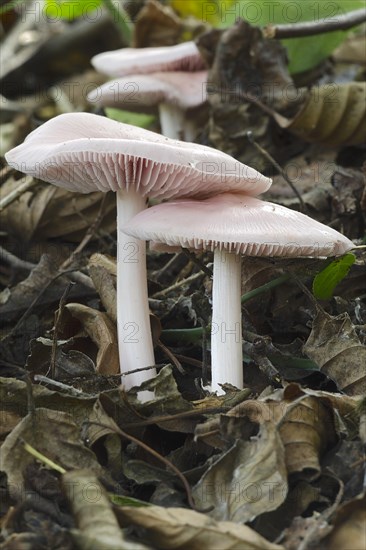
[276,396,337,479]
[280,515,332,550]
[192,421,287,522]
[115,504,284,550]
[0,178,116,242]
[0,408,104,500]
[276,82,366,147]
[63,469,148,550]
[88,262,117,323]
[0,254,60,324]
[64,303,119,375]
[333,34,366,65]
[322,493,366,550]
[133,0,183,48]
[0,409,22,439]
[230,392,336,480]
[303,308,366,395]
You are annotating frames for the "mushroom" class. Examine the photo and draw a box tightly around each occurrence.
[91,41,206,77]
[90,41,208,141]
[87,71,208,140]
[122,192,354,394]
[5,113,272,398]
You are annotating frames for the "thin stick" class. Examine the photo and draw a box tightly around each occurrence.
[0,245,36,271]
[152,271,204,299]
[182,248,213,277]
[263,8,366,39]
[88,421,212,513]
[50,282,74,378]
[247,131,307,213]
[157,340,186,375]
[0,176,38,211]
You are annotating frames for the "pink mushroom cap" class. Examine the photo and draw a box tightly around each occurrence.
[91,41,206,77]
[5,113,271,198]
[87,71,208,111]
[123,193,354,258]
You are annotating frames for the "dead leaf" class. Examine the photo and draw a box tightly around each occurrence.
[63,303,119,375]
[129,365,195,432]
[303,308,366,395]
[322,493,366,550]
[0,408,104,501]
[193,422,287,522]
[197,19,298,172]
[239,396,336,480]
[63,469,148,550]
[333,34,366,65]
[133,0,183,48]
[0,254,58,324]
[276,82,366,147]
[88,263,117,323]
[202,384,339,480]
[280,515,332,550]
[115,504,284,550]
[0,409,22,439]
[0,178,116,242]
[331,167,366,238]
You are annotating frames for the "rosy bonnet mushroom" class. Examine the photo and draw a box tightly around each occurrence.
[122,192,354,394]
[87,71,208,141]
[5,113,272,398]
[90,41,207,141]
[91,41,206,77]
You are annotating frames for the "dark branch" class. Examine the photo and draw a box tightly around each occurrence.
[263,8,366,39]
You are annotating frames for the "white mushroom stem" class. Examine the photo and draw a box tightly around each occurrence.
[158,103,185,140]
[183,119,197,142]
[211,249,243,393]
[116,189,156,397]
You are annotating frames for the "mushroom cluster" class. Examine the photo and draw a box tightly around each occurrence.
[5,112,272,400]
[5,112,354,398]
[88,41,208,140]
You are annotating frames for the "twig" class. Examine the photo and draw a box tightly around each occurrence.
[123,407,231,428]
[182,248,213,277]
[50,282,74,378]
[0,244,94,288]
[88,421,213,513]
[0,176,39,211]
[60,195,108,272]
[174,354,204,369]
[263,8,366,39]
[0,245,36,271]
[152,271,205,299]
[33,375,85,395]
[157,340,186,375]
[246,131,307,213]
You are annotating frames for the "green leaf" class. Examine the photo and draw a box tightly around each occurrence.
[312,253,355,300]
[105,108,156,129]
[44,0,102,21]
